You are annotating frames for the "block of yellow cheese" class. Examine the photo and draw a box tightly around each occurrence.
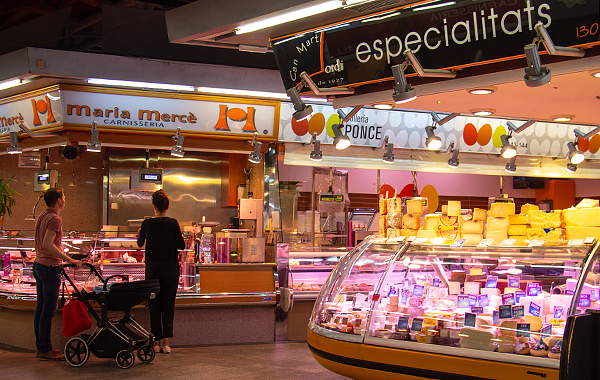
[576,198,599,208]
[485,230,508,244]
[487,217,509,231]
[379,198,387,214]
[508,224,527,236]
[400,228,418,237]
[403,214,421,230]
[473,208,487,221]
[509,214,528,225]
[387,198,402,214]
[447,201,461,217]
[379,215,386,232]
[416,229,438,239]
[565,226,600,240]
[521,203,539,215]
[424,214,441,230]
[461,233,483,245]
[490,202,515,217]
[441,205,448,214]
[562,207,600,227]
[406,199,423,215]
[528,210,562,229]
[386,228,401,238]
[526,228,563,241]
[462,220,483,234]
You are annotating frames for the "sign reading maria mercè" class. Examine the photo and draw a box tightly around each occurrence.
[67,104,198,128]
[271,0,599,90]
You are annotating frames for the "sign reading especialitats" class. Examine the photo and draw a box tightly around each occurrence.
[271,0,599,90]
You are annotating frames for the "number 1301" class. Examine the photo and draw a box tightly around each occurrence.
[576,23,599,38]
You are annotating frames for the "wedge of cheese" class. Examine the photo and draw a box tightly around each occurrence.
[379,215,387,232]
[487,217,509,231]
[424,214,441,230]
[473,208,487,221]
[528,210,562,229]
[491,202,515,217]
[521,203,539,215]
[461,233,483,245]
[406,199,423,215]
[562,207,600,227]
[448,201,461,217]
[379,198,388,214]
[526,227,564,242]
[403,214,420,230]
[387,197,402,214]
[509,214,528,225]
[576,198,599,208]
[565,226,600,240]
[508,224,527,236]
[462,220,484,234]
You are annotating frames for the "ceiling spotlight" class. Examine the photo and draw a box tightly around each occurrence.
[306,132,322,161]
[248,141,262,164]
[523,43,551,87]
[507,120,536,134]
[404,49,456,78]
[500,134,517,158]
[7,131,21,154]
[566,163,577,173]
[287,87,313,121]
[470,108,495,116]
[381,137,394,163]
[574,126,600,140]
[505,156,517,173]
[551,115,574,122]
[425,125,442,150]
[447,142,459,168]
[332,124,351,150]
[87,121,101,152]
[534,22,585,57]
[431,111,460,125]
[592,71,600,78]
[567,141,584,164]
[337,105,363,123]
[467,87,497,95]
[373,103,393,110]
[170,127,185,157]
[391,63,416,103]
[299,71,354,95]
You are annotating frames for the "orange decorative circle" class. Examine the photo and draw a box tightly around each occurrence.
[227,108,247,121]
[36,100,47,113]
[308,113,326,136]
[589,135,600,154]
[477,123,492,146]
[578,138,589,153]
[291,117,309,136]
[379,184,396,199]
[463,123,478,146]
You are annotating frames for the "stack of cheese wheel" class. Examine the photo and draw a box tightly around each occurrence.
[507,204,535,245]
[438,201,462,240]
[401,199,423,237]
[485,202,516,245]
[386,197,403,238]
[563,198,600,240]
[462,208,486,245]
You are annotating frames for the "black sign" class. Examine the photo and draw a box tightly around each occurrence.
[271,0,599,90]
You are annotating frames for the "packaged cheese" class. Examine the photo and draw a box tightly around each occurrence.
[565,226,600,240]
[508,224,527,236]
[386,213,402,228]
[424,214,441,230]
[406,199,423,215]
[487,217,509,231]
[473,208,487,221]
[576,198,599,208]
[562,207,600,227]
[490,202,515,217]
[462,220,483,234]
[508,214,528,225]
[403,214,420,230]
[447,201,461,217]
[528,210,562,229]
[521,203,539,215]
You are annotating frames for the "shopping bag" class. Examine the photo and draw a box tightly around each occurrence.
[62,298,92,337]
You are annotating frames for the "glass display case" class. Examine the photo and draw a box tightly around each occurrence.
[307,236,600,380]
[289,247,351,299]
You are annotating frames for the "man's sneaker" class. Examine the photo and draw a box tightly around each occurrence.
[38,349,65,361]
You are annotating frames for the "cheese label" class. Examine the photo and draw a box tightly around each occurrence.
[468,295,478,307]
[515,291,526,303]
[499,305,513,319]
[502,293,515,305]
[465,313,477,327]
[471,307,484,315]
[529,239,545,247]
[578,294,591,308]
[411,318,423,332]
[584,237,596,244]
[516,323,531,337]
[493,310,500,325]
[387,236,406,243]
[451,239,465,247]
[457,295,469,308]
[401,294,408,305]
[568,239,584,246]
[527,283,539,297]
[478,294,490,307]
[540,324,552,337]
[397,316,409,330]
[412,237,428,244]
[431,237,447,245]
[508,275,520,288]
[486,276,498,288]
[412,285,425,297]
[477,239,494,247]
[553,306,564,319]
[407,236,417,242]
[512,305,525,318]
[433,278,440,287]
[500,239,516,246]
[529,302,541,317]
[591,289,599,301]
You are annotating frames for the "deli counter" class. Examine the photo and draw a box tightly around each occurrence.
[307,236,600,380]
[0,230,277,350]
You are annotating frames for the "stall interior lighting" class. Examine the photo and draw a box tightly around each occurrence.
[171,128,185,158]
[287,87,313,121]
[373,104,393,110]
[248,132,262,164]
[467,87,496,95]
[87,121,101,152]
[523,43,551,87]
[566,163,577,173]
[391,63,416,104]
[500,134,517,158]
[425,126,442,150]
[332,124,351,150]
[0,79,22,91]
[470,109,495,116]
[88,78,195,92]
[552,115,574,122]
[7,131,21,154]
[505,156,517,173]
[447,142,459,168]
[382,137,394,163]
[196,87,288,99]
[567,141,584,164]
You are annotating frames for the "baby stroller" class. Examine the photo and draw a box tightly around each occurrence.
[60,263,160,369]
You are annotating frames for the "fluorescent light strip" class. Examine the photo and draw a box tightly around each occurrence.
[412,1,456,11]
[361,11,401,23]
[88,78,195,92]
[197,87,288,99]
[0,79,22,91]
[235,1,341,35]
[313,23,351,34]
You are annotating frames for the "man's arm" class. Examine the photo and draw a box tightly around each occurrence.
[43,230,81,268]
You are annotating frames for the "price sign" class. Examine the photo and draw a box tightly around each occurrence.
[493,310,500,325]
[529,239,545,247]
[412,238,428,244]
[477,239,494,247]
[468,295,478,307]
[500,239,516,246]
[516,323,530,337]
[397,316,410,330]
[431,237,447,245]
[592,288,599,301]
[471,307,484,315]
[401,294,408,305]
[508,275,520,288]
[499,305,513,319]
[553,306,564,319]
[465,313,477,327]
[515,291,526,303]
[527,283,539,297]
[478,294,489,307]
[512,305,525,318]
[486,276,498,288]
[578,294,591,308]
[568,239,584,246]
[412,285,425,297]
[502,293,515,305]
[540,324,552,337]
[411,318,423,332]
[529,302,541,317]
[457,295,469,308]
[451,239,466,247]
[433,278,440,287]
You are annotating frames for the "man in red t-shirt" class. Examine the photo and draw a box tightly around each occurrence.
[33,188,81,361]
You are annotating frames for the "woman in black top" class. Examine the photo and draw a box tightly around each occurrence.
[137,189,185,354]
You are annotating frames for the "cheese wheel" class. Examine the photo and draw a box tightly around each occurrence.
[463,220,484,234]
[576,198,599,208]
[487,217,509,231]
[490,202,515,217]
[473,208,487,221]
[508,214,528,225]
[448,201,461,217]
[485,230,508,244]
[524,315,543,332]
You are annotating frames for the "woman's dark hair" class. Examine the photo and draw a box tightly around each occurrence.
[152,189,169,212]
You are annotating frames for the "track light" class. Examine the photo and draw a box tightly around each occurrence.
[566,141,584,164]
[500,134,517,158]
[534,22,585,57]
[306,132,322,161]
[247,132,262,163]
[170,127,185,157]
[425,125,442,150]
[566,163,577,173]
[391,63,416,103]
[574,126,600,140]
[447,142,459,168]
[7,131,21,154]
[431,111,460,126]
[505,156,517,173]
[404,49,456,78]
[337,106,363,123]
[507,120,536,134]
[87,121,101,152]
[332,124,351,150]
[523,43,551,87]
[299,71,354,95]
[375,136,394,163]
[287,87,313,121]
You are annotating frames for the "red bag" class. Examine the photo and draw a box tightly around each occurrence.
[62,298,92,337]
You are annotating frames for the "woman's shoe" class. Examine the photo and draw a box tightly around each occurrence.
[154,345,162,353]
[162,346,171,354]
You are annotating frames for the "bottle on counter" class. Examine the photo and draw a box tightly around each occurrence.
[200,227,214,264]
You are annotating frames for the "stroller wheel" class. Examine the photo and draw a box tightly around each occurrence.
[137,345,155,363]
[64,336,90,367]
[116,349,135,369]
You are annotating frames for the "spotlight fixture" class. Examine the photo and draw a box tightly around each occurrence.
[500,134,517,158]
[507,120,536,134]
[307,132,322,162]
[170,127,185,157]
[404,50,456,78]
[566,141,584,165]
[523,43,551,87]
[337,105,363,123]
[332,124,351,150]
[566,163,577,173]
[447,142,459,168]
[534,22,585,57]
[7,131,21,154]
[505,156,517,173]
[551,115,574,122]
[375,136,394,163]
[299,71,354,95]
[470,108,495,116]
[431,112,460,125]
[467,87,497,95]
[425,125,442,150]
[574,126,600,140]
[391,63,416,103]
[248,132,262,163]
[87,121,101,152]
[286,87,313,121]
[373,104,393,110]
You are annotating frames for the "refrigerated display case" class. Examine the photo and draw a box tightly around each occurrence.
[307,236,600,380]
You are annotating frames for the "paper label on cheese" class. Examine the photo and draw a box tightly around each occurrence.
[478,294,489,307]
[471,307,484,314]
[568,239,584,246]
[529,302,541,317]
[500,239,516,246]
[412,285,425,297]
[478,239,494,247]
[553,306,564,319]
[508,275,520,288]
[578,294,591,308]
[465,313,477,327]
[457,295,469,308]
[486,276,498,288]
[499,305,513,319]
[512,305,525,318]
[469,295,478,307]
[397,316,409,330]
[516,323,530,337]
[502,293,516,305]
[515,291,526,303]
[411,318,423,332]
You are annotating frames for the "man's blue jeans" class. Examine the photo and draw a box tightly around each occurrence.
[33,262,61,353]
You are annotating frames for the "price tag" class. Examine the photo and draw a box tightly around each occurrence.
[478,294,489,307]
[500,239,516,246]
[516,323,530,337]
[508,275,520,288]
[400,294,408,305]
[468,295,478,307]
[515,291,526,303]
[431,237,447,245]
[486,276,498,288]
[412,237,428,244]
[451,239,466,247]
[540,324,552,337]
[529,239,545,247]
[407,236,417,242]
[553,306,564,319]
[568,239,584,246]
[578,294,591,308]
[372,294,380,301]
[471,307,484,315]
[502,293,515,305]
[584,237,596,245]
[493,310,500,325]
[477,239,494,247]
[412,285,425,297]
[527,283,539,297]
[499,305,513,319]
[411,318,423,332]
[512,305,525,318]
[464,313,477,327]
[433,278,440,287]
[529,302,541,317]
[457,295,469,308]
[387,236,406,243]
[397,316,409,330]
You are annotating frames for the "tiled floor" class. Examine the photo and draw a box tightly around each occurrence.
[0,342,350,380]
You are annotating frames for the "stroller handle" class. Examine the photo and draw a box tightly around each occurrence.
[62,262,95,269]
